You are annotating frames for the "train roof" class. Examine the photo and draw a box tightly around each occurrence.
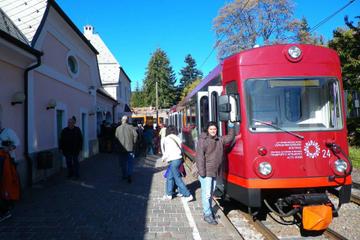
[184,64,222,103]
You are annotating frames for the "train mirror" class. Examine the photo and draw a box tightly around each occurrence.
[218,95,231,121]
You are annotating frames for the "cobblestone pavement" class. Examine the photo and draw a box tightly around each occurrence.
[0,153,241,240]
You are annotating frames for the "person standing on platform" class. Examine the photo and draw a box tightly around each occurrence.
[159,123,167,155]
[59,117,83,180]
[196,121,235,225]
[0,120,20,222]
[115,116,138,183]
[162,125,193,201]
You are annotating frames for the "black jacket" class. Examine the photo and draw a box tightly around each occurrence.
[60,127,83,155]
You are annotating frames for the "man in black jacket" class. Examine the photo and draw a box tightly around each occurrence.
[60,117,83,180]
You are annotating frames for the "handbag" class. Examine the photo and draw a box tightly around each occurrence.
[190,162,199,178]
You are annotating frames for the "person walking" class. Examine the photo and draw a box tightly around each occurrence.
[59,117,83,180]
[159,123,167,155]
[0,120,20,222]
[162,125,193,201]
[196,121,235,225]
[115,116,138,183]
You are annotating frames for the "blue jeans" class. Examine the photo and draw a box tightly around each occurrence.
[65,154,79,178]
[198,176,216,216]
[166,159,190,197]
[119,152,134,177]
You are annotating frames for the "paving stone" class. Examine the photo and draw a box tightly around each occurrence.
[0,153,241,239]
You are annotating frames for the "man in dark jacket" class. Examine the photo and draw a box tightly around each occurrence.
[196,121,235,225]
[60,117,83,180]
[115,116,138,183]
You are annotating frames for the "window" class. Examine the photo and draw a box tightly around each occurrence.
[200,96,209,132]
[66,53,79,78]
[245,78,343,132]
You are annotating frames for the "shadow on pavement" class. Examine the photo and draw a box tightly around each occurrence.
[0,153,165,240]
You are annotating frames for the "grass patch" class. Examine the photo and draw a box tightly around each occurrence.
[349,146,360,169]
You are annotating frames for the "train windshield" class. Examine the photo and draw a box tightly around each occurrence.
[245,78,343,132]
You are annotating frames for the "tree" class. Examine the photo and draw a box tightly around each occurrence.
[142,48,178,108]
[213,0,297,58]
[131,81,145,107]
[178,54,203,92]
[293,16,324,45]
[328,16,360,91]
[180,78,202,101]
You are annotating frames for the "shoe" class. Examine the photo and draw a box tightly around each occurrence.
[204,215,218,225]
[162,195,172,200]
[176,192,183,197]
[183,195,193,202]
[0,211,12,223]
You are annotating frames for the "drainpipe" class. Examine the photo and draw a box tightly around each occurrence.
[24,54,42,187]
[112,102,120,123]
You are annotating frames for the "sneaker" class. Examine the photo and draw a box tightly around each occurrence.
[0,211,12,223]
[183,195,193,202]
[162,195,172,200]
[176,192,183,197]
[204,215,218,225]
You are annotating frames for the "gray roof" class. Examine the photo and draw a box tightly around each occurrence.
[0,8,29,45]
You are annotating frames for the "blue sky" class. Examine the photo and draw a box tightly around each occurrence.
[57,0,359,90]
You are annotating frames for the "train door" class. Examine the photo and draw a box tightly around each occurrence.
[208,86,223,136]
[196,91,208,134]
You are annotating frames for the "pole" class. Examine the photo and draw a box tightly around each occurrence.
[156,80,159,126]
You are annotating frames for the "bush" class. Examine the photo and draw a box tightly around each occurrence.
[347,118,360,146]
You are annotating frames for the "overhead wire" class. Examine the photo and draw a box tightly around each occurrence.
[309,0,357,33]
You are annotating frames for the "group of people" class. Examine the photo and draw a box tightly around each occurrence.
[161,121,235,225]
[1,114,234,226]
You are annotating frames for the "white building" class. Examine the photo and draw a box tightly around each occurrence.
[83,25,131,121]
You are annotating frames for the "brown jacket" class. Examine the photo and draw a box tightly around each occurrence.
[196,128,235,177]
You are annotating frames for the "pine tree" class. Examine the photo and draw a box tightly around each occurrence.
[131,81,145,107]
[178,54,203,92]
[143,48,177,108]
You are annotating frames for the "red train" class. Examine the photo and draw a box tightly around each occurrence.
[169,44,352,230]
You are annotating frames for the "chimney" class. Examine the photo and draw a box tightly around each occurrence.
[83,25,94,38]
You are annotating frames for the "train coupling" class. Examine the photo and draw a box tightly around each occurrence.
[285,193,331,206]
[285,193,333,231]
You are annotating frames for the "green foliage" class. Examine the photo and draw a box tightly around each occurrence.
[178,54,203,92]
[349,147,360,169]
[213,0,297,58]
[180,78,202,101]
[347,118,360,147]
[142,48,178,108]
[130,82,145,107]
[328,17,360,91]
[293,16,324,45]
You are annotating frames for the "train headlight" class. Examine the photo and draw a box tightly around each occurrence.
[258,162,272,176]
[288,46,302,59]
[334,159,348,173]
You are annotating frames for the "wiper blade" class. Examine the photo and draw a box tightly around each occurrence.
[252,119,304,140]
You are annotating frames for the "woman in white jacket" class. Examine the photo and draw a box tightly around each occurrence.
[162,125,193,201]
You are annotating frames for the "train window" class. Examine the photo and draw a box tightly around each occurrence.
[285,88,302,122]
[246,78,343,132]
[186,106,191,126]
[211,92,218,122]
[225,81,241,133]
[200,96,209,132]
[190,102,196,125]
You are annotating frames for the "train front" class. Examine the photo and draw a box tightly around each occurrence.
[222,44,352,231]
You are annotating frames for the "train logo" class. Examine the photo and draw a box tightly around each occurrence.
[303,140,320,159]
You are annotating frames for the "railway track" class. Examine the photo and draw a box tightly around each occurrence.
[214,197,351,240]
